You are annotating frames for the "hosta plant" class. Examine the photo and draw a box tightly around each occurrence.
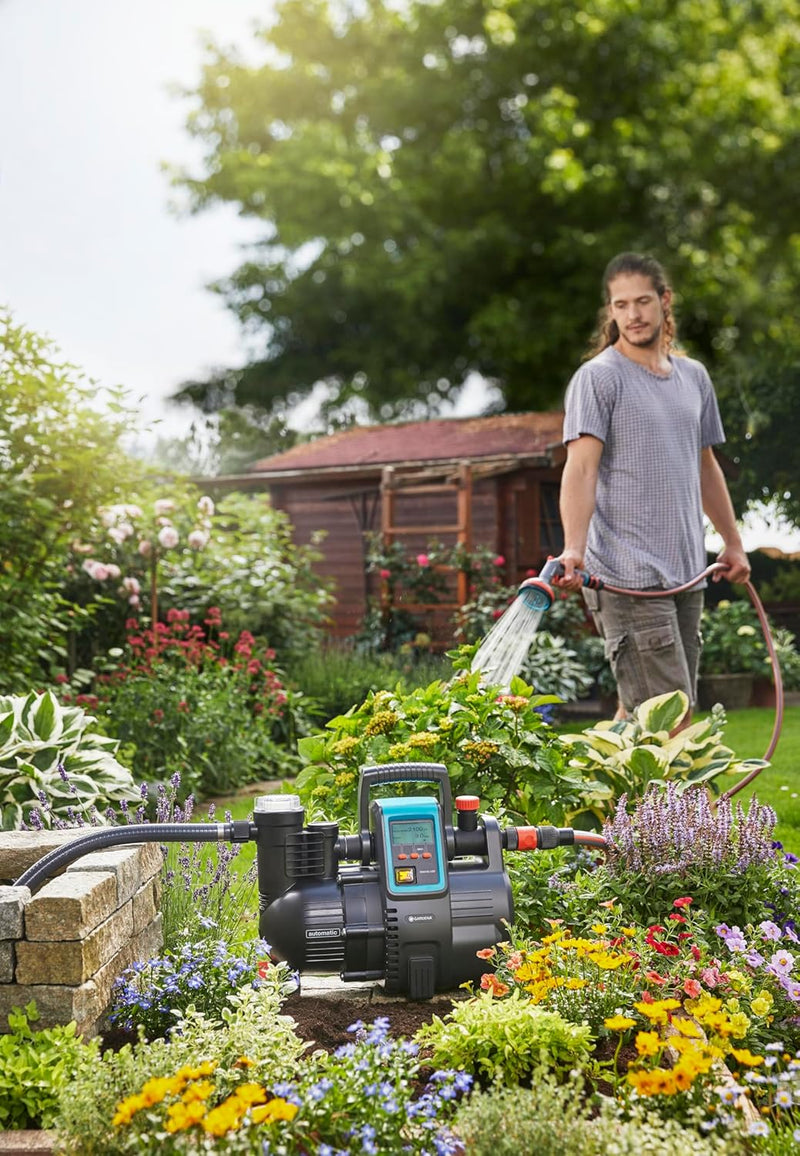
[0,690,139,829]
[559,690,768,828]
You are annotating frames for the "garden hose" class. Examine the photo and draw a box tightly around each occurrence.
[541,560,782,801]
[14,820,253,892]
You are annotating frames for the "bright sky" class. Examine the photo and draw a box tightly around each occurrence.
[0,0,268,438]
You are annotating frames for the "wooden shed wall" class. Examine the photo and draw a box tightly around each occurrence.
[268,467,563,640]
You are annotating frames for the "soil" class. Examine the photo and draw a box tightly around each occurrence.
[280,992,459,1052]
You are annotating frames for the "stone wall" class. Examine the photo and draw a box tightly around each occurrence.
[0,831,163,1037]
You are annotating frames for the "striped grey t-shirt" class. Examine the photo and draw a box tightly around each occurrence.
[562,345,725,589]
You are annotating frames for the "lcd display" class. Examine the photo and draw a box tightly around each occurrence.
[390,819,434,846]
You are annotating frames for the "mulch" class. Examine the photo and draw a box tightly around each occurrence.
[280,992,458,1052]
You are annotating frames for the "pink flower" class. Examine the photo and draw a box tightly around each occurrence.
[683,978,702,998]
[105,563,121,580]
[379,568,391,579]
[493,555,505,566]
[122,576,141,595]
[83,560,110,581]
[416,553,430,567]
[197,495,215,517]
[701,966,721,989]
[154,499,175,516]
[158,525,179,549]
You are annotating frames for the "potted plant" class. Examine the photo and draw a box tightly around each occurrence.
[697,599,765,710]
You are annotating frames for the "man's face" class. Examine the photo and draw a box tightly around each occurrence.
[607,272,670,351]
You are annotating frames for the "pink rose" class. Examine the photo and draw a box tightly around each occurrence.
[416,553,430,567]
[137,539,152,557]
[379,568,391,579]
[493,555,506,566]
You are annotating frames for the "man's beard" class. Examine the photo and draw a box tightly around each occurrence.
[625,321,663,349]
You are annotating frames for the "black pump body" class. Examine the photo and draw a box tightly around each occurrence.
[255,763,513,1000]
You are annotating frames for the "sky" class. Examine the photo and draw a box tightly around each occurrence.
[0,0,270,438]
[1,0,798,553]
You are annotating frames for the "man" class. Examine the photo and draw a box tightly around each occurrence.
[556,252,750,724]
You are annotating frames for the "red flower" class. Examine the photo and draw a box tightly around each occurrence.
[673,897,693,908]
[646,970,667,986]
[653,942,680,957]
[54,673,69,685]
[493,555,506,566]
[668,913,687,923]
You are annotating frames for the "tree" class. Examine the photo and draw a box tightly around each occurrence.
[172,0,800,509]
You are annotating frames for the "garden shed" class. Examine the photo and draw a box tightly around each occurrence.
[215,411,567,642]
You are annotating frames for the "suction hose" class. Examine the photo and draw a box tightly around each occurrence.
[527,559,783,800]
[14,820,253,893]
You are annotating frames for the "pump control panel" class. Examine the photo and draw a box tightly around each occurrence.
[373,797,447,897]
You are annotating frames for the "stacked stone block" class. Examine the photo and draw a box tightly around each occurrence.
[0,832,163,1037]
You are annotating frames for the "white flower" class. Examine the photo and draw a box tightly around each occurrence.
[124,505,143,519]
[122,576,140,595]
[137,539,152,557]
[187,530,209,550]
[197,495,215,517]
[158,525,179,549]
[105,564,121,580]
[128,594,141,608]
[154,499,176,516]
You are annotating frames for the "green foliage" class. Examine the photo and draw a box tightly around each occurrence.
[55,981,307,1156]
[453,1076,739,1156]
[415,989,593,1084]
[699,599,768,676]
[0,1002,99,1130]
[93,614,304,798]
[286,640,452,724]
[172,0,800,526]
[0,690,140,829]
[295,665,581,828]
[0,311,148,692]
[520,632,594,703]
[560,691,768,827]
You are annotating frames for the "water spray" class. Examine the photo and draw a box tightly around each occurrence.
[471,557,784,797]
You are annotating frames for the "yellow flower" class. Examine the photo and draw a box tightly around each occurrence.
[590,923,608,934]
[234,1084,268,1107]
[635,1031,661,1057]
[587,950,629,970]
[751,997,772,1017]
[165,1100,207,1133]
[728,1012,751,1039]
[604,1015,637,1032]
[729,1048,765,1067]
[182,1080,215,1104]
[621,926,637,938]
[563,977,589,990]
[251,1098,300,1125]
[671,1017,702,1039]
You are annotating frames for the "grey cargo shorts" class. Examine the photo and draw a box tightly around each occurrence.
[582,586,704,714]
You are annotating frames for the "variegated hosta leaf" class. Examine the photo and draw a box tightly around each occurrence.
[633,690,689,734]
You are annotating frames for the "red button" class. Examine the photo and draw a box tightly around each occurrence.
[410,852,419,860]
[422,852,432,859]
[398,853,407,860]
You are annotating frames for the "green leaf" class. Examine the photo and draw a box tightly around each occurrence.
[633,691,689,735]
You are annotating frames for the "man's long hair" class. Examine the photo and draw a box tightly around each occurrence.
[583,252,679,361]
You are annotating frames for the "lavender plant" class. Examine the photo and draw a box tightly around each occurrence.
[599,783,781,926]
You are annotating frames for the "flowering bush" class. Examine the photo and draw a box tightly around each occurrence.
[600,783,785,927]
[294,667,576,828]
[87,610,305,797]
[699,599,767,676]
[109,937,283,1041]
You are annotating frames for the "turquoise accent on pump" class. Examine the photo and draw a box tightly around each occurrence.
[376,796,447,897]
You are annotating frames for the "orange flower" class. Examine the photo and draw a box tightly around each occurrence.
[480,974,510,996]
[476,947,496,960]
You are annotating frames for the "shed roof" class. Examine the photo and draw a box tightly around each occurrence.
[248,411,565,477]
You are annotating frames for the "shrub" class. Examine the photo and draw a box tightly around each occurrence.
[453,1075,740,1156]
[0,690,140,829]
[560,691,769,828]
[295,667,579,829]
[0,1002,100,1130]
[56,980,306,1156]
[699,598,767,676]
[91,611,305,797]
[415,990,593,1084]
[519,632,594,703]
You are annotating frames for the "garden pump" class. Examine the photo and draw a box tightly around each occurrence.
[15,763,605,1000]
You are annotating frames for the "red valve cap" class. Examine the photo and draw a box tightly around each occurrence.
[455,795,480,811]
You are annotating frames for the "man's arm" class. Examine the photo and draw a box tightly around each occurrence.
[700,446,751,583]
[556,434,604,588]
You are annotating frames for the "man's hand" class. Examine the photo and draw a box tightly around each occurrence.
[714,544,751,584]
[553,549,586,592]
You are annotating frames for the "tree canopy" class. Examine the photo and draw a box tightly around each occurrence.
[172,0,800,516]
